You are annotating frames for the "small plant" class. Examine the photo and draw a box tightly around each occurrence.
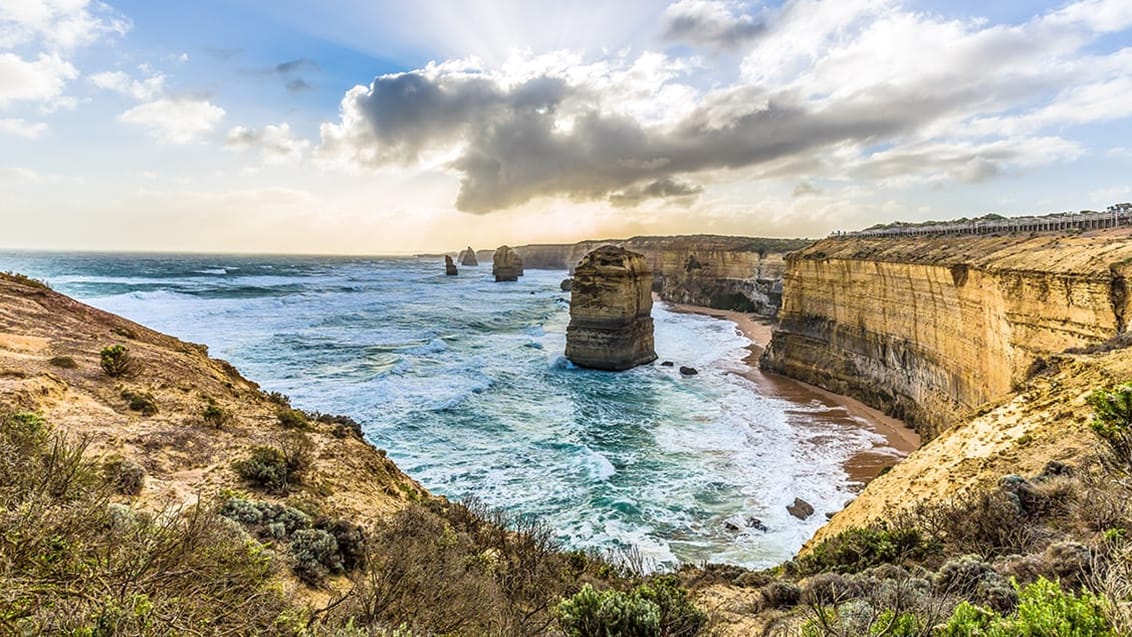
[232,433,314,494]
[938,577,1116,636]
[792,524,935,575]
[100,344,135,377]
[555,585,661,637]
[289,528,342,584]
[266,391,291,407]
[121,390,158,416]
[1088,383,1132,465]
[203,400,231,428]
[233,447,291,494]
[103,455,145,495]
[48,356,77,369]
[1,271,51,289]
[276,406,308,429]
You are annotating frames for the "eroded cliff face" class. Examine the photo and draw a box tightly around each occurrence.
[565,246,657,371]
[762,229,1132,437]
[513,236,808,316]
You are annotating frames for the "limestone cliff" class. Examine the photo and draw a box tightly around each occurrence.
[762,229,1132,437]
[492,245,524,282]
[565,246,657,371]
[514,236,808,316]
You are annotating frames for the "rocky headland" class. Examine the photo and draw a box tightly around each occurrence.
[565,246,657,371]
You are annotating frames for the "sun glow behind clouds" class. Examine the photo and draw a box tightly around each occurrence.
[0,0,1130,253]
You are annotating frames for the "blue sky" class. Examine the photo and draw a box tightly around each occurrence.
[1,0,1130,253]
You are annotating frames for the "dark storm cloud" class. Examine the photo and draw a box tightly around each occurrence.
[609,178,704,207]
[661,0,765,50]
[327,69,969,213]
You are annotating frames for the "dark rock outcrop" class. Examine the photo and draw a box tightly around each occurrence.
[560,278,573,292]
[565,246,657,371]
[444,255,458,276]
[787,498,815,520]
[492,246,524,282]
[679,366,698,376]
[458,246,478,266]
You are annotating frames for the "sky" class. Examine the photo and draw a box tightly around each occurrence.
[1,0,1130,254]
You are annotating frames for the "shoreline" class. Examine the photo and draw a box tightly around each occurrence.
[665,301,921,487]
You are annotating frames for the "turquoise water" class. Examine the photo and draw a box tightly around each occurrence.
[0,252,898,568]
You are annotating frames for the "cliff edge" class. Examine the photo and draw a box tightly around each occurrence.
[762,228,1132,437]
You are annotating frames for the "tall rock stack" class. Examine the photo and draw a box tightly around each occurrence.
[565,246,657,371]
[492,245,524,282]
[459,246,478,266]
[444,255,458,276]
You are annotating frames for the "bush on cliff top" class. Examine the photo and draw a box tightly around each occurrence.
[1088,382,1132,466]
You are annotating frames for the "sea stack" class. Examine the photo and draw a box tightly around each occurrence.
[459,246,478,266]
[565,246,657,371]
[492,245,524,282]
[444,255,458,276]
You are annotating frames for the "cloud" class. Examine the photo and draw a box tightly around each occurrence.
[226,122,310,163]
[609,178,703,207]
[318,0,1132,214]
[0,117,48,138]
[89,70,166,101]
[661,0,765,50]
[792,181,820,197]
[0,0,129,51]
[0,52,77,108]
[119,98,225,144]
[286,78,312,93]
[274,58,319,74]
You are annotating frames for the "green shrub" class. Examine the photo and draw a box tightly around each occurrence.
[1088,383,1132,465]
[233,447,291,494]
[232,433,314,494]
[266,391,291,407]
[120,389,158,416]
[100,344,135,377]
[635,575,708,637]
[48,355,77,369]
[793,524,935,575]
[289,528,342,583]
[555,585,661,637]
[938,577,1116,636]
[276,406,308,429]
[103,455,146,495]
[203,401,231,428]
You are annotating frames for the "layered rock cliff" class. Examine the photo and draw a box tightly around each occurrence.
[762,228,1132,437]
[513,236,809,316]
[565,246,657,371]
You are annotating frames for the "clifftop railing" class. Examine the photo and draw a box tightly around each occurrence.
[833,206,1132,239]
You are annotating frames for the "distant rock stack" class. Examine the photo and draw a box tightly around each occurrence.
[444,255,458,276]
[565,246,657,371]
[459,246,478,266]
[492,245,524,282]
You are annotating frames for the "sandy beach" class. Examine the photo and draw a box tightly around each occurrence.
[666,301,921,487]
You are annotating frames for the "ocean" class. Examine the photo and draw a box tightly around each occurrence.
[0,252,901,569]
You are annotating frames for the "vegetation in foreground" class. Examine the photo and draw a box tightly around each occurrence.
[4,377,1132,635]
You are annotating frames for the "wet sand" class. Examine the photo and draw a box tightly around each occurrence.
[666,301,921,488]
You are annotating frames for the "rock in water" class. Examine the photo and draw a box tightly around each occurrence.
[444,255,458,276]
[787,497,814,520]
[492,245,524,282]
[679,366,698,376]
[459,246,478,266]
[560,278,573,292]
[565,246,657,371]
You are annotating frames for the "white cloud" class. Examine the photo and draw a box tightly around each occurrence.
[0,117,48,138]
[0,52,77,107]
[89,69,165,101]
[119,98,225,144]
[0,0,129,51]
[226,122,311,164]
